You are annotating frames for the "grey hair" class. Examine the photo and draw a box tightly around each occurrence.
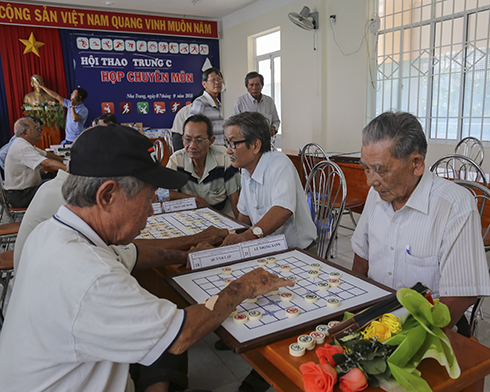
[14,117,35,137]
[362,111,428,160]
[223,112,271,153]
[62,174,146,208]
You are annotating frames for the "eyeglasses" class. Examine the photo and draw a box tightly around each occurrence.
[206,77,223,83]
[182,137,209,146]
[224,138,248,149]
[30,125,42,132]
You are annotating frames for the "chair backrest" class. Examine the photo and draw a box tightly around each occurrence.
[454,136,484,166]
[305,160,346,259]
[453,179,490,250]
[429,154,488,187]
[300,143,328,181]
[153,139,165,165]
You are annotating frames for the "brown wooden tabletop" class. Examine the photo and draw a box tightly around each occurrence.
[242,328,489,392]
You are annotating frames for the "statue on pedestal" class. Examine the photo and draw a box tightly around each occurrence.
[24,75,52,104]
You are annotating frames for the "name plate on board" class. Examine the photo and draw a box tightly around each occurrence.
[188,235,288,270]
[162,198,197,212]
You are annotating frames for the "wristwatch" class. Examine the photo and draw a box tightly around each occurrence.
[251,225,264,238]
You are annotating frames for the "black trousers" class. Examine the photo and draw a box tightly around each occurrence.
[129,350,188,392]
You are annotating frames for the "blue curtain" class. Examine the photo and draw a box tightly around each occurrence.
[58,29,77,94]
[0,53,11,145]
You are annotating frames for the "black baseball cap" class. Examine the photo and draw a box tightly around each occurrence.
[70,124,188,189]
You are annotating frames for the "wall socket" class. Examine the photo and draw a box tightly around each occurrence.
[369,16,380,33]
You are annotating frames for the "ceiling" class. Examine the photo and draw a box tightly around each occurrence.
[21,0,261,19]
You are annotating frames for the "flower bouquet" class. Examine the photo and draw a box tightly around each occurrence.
[300,287,460,392]
[22,101,65,129]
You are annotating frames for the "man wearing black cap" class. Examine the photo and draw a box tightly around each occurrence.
[0,125,293,392]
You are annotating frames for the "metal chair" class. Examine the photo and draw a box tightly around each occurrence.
[153,139,165,165]
[305,160,346,260]
[453,179,490,337]
[163,129,174,157]
[454,179,490,252]
[300,143,328,181]
[300,143,363,228]
[454,136,484,166]
[0,180,26,223]
[430,154,488,187]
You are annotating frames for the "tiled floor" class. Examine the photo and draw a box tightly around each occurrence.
[187,214,490,392]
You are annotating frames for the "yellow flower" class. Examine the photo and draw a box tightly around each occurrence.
[362,314,402,341]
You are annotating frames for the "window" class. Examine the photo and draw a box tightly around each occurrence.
[255,30,281,138]
[374,0,490,141]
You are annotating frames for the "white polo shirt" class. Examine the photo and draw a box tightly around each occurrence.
[4,137,46,190]
[0,205,185,392]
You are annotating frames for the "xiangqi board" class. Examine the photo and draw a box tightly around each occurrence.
[170,249,392,352]
[136,207,246,239]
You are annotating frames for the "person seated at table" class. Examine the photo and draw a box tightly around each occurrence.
[219,111,316,392]
[189,68,225,145]
[167,114,240,218]
[4,117,66,208]
[0,124,294,392]
[92,113,118,127]
[0,116,43,172]
[351,111,490,336]
[170,92,203,151]
[221,112,316,249]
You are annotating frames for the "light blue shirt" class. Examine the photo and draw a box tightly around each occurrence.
[63,98,88,142]
[0,136,16,170]
[237,151,317,249]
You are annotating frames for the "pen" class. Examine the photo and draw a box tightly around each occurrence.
[406,245,410,255]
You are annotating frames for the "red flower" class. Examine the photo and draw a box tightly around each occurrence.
[300,361,337,392]
[316,343,344,366]
[339,368,368,392]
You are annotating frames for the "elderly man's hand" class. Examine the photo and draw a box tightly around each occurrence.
[194,196,211,209]
[221,233,246,246]
[193,226,228,246]
[237,267,294,298]
[189,242,214,253]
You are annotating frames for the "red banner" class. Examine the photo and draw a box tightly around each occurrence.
[0,1,218,38]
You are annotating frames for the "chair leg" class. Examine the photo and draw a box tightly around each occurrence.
[348,208,358,227]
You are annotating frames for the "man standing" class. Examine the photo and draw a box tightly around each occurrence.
[167,114,240,218]
[0,124,293,392]
[35,79,89,143]
[233,71,280,137]
[221,112,316,249]
[351,111,490,335]
[190,68,224,145]
[4,117,66,208]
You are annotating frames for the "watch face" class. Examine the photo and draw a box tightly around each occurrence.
[252,226,263,237]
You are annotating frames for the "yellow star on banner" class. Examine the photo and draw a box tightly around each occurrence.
[19,32,45,57]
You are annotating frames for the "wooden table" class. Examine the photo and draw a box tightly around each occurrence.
[241,329,489,392]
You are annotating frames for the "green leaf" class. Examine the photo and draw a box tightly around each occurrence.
[388,362,433,392]
[387,325,426,368]
[361,358,387,375]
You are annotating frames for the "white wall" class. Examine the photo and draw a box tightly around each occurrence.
[221,0,326,152]
[221,0,374,154]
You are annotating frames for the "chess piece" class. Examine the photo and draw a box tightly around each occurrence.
[24,75,52,104]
